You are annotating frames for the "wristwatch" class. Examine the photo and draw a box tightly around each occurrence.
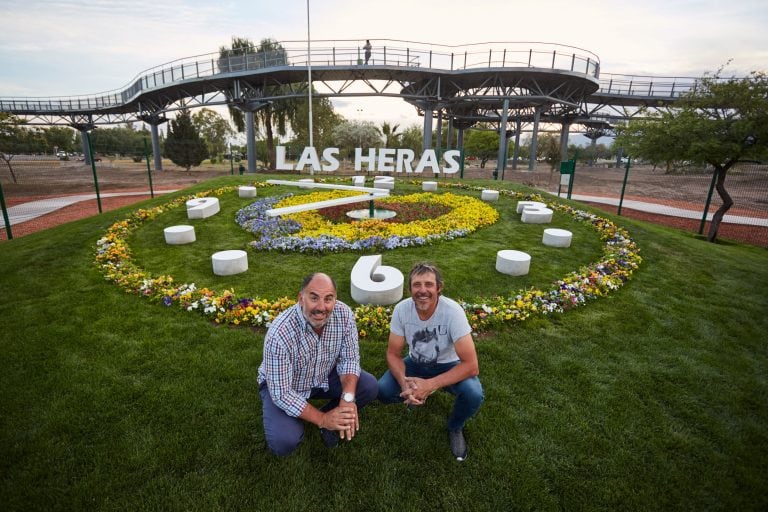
[342,392,356,403]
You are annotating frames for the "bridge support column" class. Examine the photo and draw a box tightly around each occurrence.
[79,130,91,164]
[69,118,96,165]
[422,106,434,152]
[496,99,509,180]
[559,122,570,162]
[435,111,443,153]
[138,113,168,172]
[446,118,453,150]
[246,111,256,173]
[511,119,521,170]
[528,106,541,171]
[149,123,164,171]
[238,101,270,173]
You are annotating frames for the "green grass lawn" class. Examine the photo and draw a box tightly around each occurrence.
[1,175,766,511]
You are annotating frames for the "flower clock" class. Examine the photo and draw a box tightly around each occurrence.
[237,189,499,253]
[95,179,642,340]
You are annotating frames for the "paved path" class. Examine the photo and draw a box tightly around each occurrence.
[556,193,768,227]
[2,189,766,228]
[1,190,177,228]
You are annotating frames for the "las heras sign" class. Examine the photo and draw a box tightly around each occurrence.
[275,146,462,174]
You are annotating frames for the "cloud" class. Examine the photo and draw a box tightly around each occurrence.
[1,0,766,124]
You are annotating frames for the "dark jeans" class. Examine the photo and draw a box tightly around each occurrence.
[260,368,378,456]
[377,356,484,432]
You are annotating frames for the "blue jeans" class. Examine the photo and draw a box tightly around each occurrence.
[377,356,484,432]
[260,368,379,456]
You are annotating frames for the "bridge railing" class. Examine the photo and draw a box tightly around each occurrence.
[597,73,702,98]
[287,40,600,76]
[0,40,601,114]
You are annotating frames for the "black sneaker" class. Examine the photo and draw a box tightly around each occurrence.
[320,428,339,448]
[449,429,468,461]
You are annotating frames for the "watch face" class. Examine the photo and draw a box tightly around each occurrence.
[343,392,355,402]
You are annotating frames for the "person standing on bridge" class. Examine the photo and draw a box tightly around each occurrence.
[363,40,372,65]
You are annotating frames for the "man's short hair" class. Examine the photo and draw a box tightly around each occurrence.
[407,262,444,291]
[300,272,337,293]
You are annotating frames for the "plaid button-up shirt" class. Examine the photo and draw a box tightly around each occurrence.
[257,301,361,417]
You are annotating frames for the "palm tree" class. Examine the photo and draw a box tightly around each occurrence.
[218,37,297,169]
[380,122,401,148]
[218,36,256,133]
[253,38,295,169]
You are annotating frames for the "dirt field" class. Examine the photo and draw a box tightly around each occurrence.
[2,159,767,247]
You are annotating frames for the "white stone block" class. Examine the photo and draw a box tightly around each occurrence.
[481,189,499,201]
[516,200,546,214]
[186,197,220,219]
[238,186,257,198]
[352,175,365,187]
[350,254,404,306]
[422,181,438,192]
[496,250,531,276]
[164,225,196,245]
[373,176,395,190]
[521,207,553,224]
[542,228,573,247]
[212,250,248,276]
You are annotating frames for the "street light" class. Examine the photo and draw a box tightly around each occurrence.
[306,0,314,175]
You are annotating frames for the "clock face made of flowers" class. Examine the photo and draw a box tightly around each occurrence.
[237,180,500,253]
[94,179,642,338]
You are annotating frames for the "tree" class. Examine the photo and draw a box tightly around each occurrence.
[191,108,233,162]
[397,124,423,153]
[252,38,294,169]
[380,122,401,148]
[254,139,269,168]
[331,121,382,159]
[218,37,296,169]
[464,128,499,168]
[89,124,150,159]
[164,110,208,171]
[576,142,611,165]
[43,126,76,154]
[290,95,343,149]
[0,113,25,183]
[218,36,257,133]
[615,70,768,242]
[536,133,562,188]
[0,113,47,183]
[537,133,561,170]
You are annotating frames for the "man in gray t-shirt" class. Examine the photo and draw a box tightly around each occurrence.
[391,293,468,366]
[378,262,484,461]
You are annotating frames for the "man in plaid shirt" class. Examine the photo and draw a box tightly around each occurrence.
[257,272,378,455]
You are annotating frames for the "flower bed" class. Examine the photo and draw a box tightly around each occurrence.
[318,199,452,224]
[94,179,642,339]
[239,190,499,253]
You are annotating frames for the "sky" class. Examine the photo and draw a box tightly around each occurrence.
[1,0,766,139]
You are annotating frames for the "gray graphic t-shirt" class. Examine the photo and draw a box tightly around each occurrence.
[390,296,472,365]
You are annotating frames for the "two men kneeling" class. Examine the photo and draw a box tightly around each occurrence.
[257,263,484,460]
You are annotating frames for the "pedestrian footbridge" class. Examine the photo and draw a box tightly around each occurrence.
[0,39,721,171]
